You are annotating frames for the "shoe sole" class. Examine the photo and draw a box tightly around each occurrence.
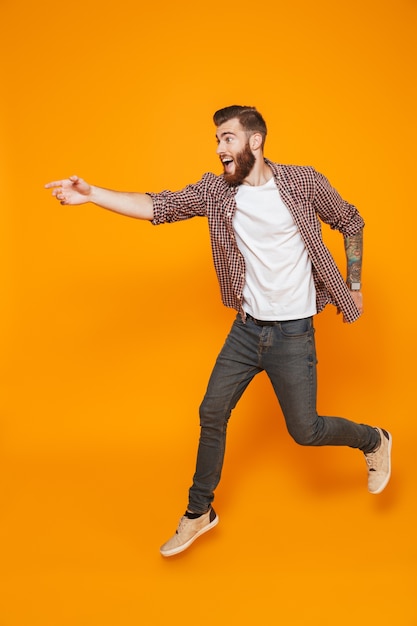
[369,432,392,495]
[160,514,219,557]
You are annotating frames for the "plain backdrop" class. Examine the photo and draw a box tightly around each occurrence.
[1,0,416,624]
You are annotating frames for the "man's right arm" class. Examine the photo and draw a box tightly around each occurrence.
[45,175,154,220]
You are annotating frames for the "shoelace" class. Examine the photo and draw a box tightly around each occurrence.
[175,516,190,534]
[365,432,384,472]
[365,454,377,471]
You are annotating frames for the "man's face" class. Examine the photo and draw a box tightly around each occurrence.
[216,118,256,185]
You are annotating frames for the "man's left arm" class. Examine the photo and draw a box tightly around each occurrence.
[344,229,364,319]
[311,168,365,320]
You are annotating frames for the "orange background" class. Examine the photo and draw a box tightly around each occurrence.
[1,0,416,624]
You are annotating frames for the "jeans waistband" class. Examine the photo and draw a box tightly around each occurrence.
[246,313,281,326]
[246,313,311,327]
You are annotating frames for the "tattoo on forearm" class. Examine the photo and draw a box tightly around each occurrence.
[344,230,363,284]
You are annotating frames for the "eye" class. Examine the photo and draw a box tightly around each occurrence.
[225,136,233,143]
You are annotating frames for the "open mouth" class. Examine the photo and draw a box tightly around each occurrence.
[221,158,234,173]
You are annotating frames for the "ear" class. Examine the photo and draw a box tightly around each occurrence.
[249,132,263,152]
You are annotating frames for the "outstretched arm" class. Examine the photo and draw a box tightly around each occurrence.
[45,175,154,220]
[343,229,363,319]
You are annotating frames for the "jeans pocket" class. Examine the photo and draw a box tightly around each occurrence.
[280,317,312,337]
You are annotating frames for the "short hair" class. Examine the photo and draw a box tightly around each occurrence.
[213,105,267,147]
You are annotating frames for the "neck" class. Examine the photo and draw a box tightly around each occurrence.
[242,159,272,186]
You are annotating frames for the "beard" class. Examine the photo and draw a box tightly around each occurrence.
[223,141,256,186]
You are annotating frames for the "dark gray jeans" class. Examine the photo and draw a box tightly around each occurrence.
[188,314,378,513]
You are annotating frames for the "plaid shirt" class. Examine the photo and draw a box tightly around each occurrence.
[149,160,364,323]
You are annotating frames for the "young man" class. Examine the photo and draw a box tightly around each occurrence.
[45,105,392,557]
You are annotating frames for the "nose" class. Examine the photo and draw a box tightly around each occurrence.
[216,140,225,155]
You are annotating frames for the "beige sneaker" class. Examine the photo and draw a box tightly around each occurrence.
[160,508,219,557]
[364,428,392,494]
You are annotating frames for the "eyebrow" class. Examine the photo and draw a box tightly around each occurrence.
[216,131,236,141]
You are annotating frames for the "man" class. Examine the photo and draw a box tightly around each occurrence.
[45,105,392,558]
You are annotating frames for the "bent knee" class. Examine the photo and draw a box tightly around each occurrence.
[288,423,322,446]
[199,399,231,428]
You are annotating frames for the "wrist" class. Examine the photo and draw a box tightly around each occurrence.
[348,281,361,291]
[89,185,99,204]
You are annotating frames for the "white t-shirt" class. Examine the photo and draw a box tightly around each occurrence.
[234,177,317,321]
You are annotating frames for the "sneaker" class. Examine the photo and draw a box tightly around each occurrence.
[364,428,392,494]
[160,508,219,557]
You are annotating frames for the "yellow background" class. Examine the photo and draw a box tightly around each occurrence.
[1,0,416,623]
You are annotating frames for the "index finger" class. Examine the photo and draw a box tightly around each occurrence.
[44,180,65,189]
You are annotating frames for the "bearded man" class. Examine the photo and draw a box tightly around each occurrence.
[45,105,392,557]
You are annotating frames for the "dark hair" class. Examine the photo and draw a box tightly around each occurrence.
[213,105,267,147]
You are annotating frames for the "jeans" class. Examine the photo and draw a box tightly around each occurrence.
[188,314,379,513]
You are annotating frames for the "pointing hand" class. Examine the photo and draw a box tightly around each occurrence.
[45,175,92,205]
